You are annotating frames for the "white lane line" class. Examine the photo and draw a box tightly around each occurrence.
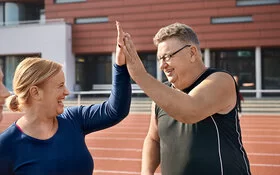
[242,135,280,138]
[86,137,143,140]
[94,170,161,175]
[241,121,280,124]
[248,153,280,156]
[244,141,280,144]
[88,131,147,135]
[242,124,280,127]
[89,148,280,157]
[105,126,148,129]
[91,152,280,169]
[87,138,280,143]
[242,113,280,116]
[242,129,280,132]
[93,157,141,161]
[90,148,280,157]
[250,164,280,167]
[94,160,280,169]
[88,147,142,152]
[104,126,280,130]
[129,111,151,114]
[94,156,280,163]
[94,170,140,174]
[118,123,150,126]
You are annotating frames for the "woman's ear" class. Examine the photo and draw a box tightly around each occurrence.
[29,86,42,100]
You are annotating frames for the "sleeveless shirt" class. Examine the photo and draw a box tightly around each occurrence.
[155,68,251,175]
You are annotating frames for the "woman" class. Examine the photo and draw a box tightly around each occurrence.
[0,68,11,122]
[0,22,131,175]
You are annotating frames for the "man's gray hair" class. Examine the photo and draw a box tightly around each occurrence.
[153,23,200,47]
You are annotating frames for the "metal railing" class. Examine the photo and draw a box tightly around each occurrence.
[240,89,280,93]
[70,89,145,106]
[0,19,65,27]
[69,89,280,106]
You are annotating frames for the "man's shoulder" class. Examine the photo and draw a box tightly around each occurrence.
[207,67,233,76]
[204,68,234,82]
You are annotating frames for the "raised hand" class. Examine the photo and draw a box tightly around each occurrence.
[122,31,147,82]
[115,21,125,66]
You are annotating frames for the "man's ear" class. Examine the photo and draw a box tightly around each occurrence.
[190,46,197,62]
[29,86,42,100]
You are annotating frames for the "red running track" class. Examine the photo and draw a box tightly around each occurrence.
[0,112,280,175]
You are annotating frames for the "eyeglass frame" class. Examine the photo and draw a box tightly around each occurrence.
[157,44,191,63]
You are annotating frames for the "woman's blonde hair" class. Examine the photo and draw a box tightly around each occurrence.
[6,57,62,112]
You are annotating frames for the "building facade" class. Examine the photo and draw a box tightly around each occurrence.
[0,0,280,98]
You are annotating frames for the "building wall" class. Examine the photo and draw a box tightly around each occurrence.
[45,0,280,53]
[0,22,75,92]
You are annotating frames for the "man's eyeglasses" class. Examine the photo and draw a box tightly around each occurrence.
[157,44,191,63]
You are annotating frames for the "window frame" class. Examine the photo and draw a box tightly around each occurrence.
[54,0,86,4]
[236,0,280,6]
[75,17,109,24]
[211,16,253,24]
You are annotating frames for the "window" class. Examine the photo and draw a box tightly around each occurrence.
[5,2,23,25]
[3,55,39,91]
[75,54,112,91]
[210,49,255,97]
[262,48,280,96]
[0,3,3,26]
[0,2,42,26]
[237,0,280,6]
[211,16,253,24]
[75,17,108,24]
[131,52,157,82]
[55,0,86,4]
[138,52,157,78]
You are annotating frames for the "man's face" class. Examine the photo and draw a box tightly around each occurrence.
[157,38,192,87]
[0,69,10,122]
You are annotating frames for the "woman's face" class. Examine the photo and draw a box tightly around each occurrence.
[39,70,69,117]
[0,69,11,122]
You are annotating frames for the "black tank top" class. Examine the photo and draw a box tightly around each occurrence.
[155,68,251,175]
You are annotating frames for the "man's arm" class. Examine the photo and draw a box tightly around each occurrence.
[122,31,236,124]
[141,102,160,175]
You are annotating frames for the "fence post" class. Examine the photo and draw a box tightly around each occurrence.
[77,94,81,106]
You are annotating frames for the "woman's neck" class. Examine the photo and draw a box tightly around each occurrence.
[16,113,58,140]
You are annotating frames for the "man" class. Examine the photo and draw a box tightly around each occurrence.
[117,22,251,175]
[234,75,244,116]
[0,68,10,122]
